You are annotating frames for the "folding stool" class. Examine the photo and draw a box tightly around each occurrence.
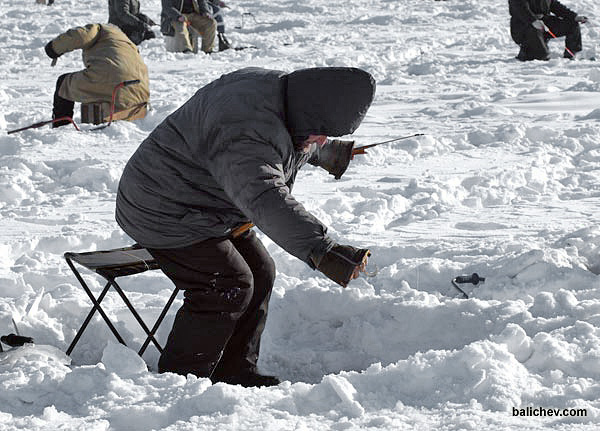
[64,245,179,357]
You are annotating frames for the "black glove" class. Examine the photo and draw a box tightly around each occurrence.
[44,41,60,59]
[317,244,370,287]
[317,139,355,180]
[145,29,156,40]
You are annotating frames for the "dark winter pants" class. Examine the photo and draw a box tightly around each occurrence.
[53,73,75,127]
[148,230,276,379]
[511,16,582,60]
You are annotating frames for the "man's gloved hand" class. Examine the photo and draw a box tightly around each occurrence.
[144,26,156,40]
[531,19,547,31]
[317,244,370,287]
[44,41,60,59]
[575,15,588,23]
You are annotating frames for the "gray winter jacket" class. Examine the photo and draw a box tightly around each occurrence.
[116,67,375,268]
[109,0,152,29]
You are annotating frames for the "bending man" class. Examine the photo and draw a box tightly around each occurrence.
[115,67,375,387]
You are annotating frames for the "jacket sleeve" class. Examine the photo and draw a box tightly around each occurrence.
[195,0,211,15]
[113,0,146,27]
[137,12,154,25]
[508,0,537,24]
[207,139,335,268]
[550,1,577,20]
[49,24,101,57]
[162,0,183,21]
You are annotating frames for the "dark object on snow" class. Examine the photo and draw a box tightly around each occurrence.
[218,33,231,51]
[1,334,34,348]
[452,273,486,299]
[508,0,581,61]
[212,370,281,387]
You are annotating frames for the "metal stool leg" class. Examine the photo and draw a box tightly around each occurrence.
[109,279,165,354]
[65,258,127,355]
[138,288,180,355]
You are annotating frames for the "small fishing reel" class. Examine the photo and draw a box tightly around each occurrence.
[451,273,485,299]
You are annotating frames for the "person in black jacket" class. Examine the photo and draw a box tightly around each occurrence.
[108,0,156,45]
[508,0,587,60]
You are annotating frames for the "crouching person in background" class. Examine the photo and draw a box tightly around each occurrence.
[160,0,216,53]
[44,24,150,127]
[108,0,157,45]
[115,67,375,387]
[509,0,587,60]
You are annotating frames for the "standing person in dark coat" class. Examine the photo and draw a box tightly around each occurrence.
[209,0,231,51]
[508,0,588,60]
[108,0,157,45]
[115,67,375,387]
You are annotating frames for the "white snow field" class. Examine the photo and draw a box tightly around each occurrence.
[1,0,600,429]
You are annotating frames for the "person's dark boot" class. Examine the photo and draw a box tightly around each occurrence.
[218,33,231,51]
[563,49,576,60]
[51,117,72,128]
[214,370,280,387]
[53,74,74,128]
[516,46,528,61]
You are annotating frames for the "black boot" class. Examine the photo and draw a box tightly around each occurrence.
[214,370,280,387]
[218,33,231,51]
[158,307,236,378]
[53,74,74,128]
[516,45,528,61]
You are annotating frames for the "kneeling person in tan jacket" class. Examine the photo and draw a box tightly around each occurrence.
[44,23,150,128]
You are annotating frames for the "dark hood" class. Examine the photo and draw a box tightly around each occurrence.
[284,67,376,138]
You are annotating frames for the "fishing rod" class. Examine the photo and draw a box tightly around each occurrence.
[352,133,425,156]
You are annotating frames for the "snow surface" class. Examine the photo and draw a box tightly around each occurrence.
[1,0,600,429]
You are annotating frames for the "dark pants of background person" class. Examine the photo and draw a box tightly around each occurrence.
[511,16,582,60]
[53,73,75,127]
[148,230,276,380]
